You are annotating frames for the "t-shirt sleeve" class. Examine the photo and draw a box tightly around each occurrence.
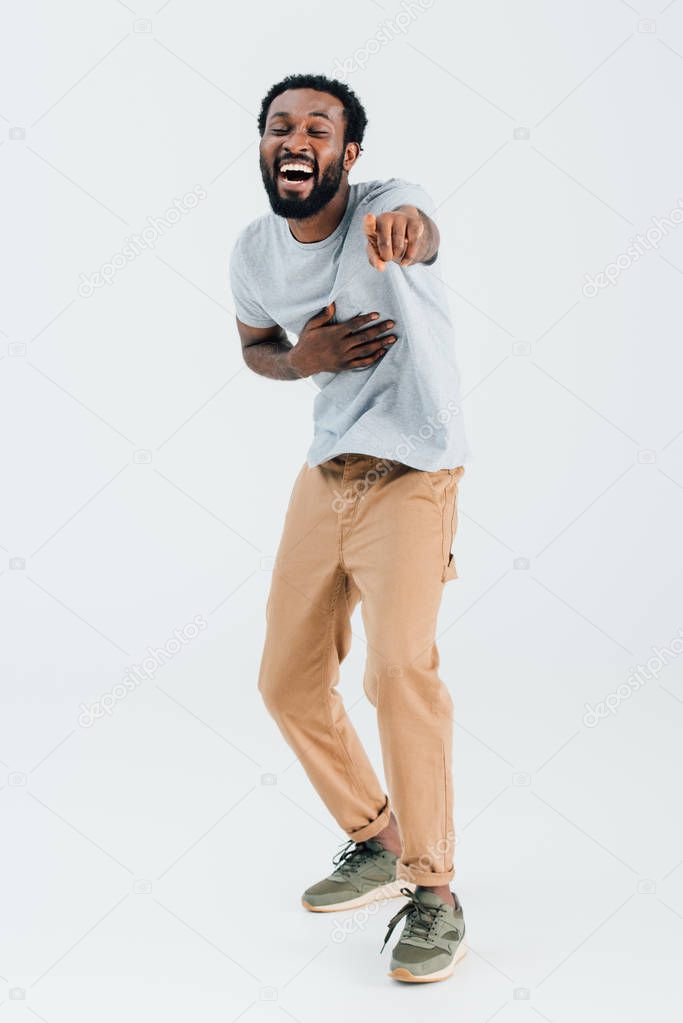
[365,178,437,219]
[229,236,277,328]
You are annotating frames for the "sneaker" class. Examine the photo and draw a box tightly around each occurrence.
[382,886,467,983]
[301,838,412,912]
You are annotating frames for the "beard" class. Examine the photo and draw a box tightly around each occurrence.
[259,152,345,220]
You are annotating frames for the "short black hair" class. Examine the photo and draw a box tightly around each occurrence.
[257,74,368,149]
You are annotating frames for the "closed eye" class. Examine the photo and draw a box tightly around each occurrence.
[269,127,329,137]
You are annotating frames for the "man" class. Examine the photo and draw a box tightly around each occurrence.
[229,73,470,984]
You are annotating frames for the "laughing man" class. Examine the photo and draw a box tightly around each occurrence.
[229,73,470,984]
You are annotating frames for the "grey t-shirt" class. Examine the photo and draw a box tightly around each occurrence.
[229,178,469,471]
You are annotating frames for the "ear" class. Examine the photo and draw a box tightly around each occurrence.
[343,141,361,173]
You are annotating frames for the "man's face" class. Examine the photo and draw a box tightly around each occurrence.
[259,88,356,219]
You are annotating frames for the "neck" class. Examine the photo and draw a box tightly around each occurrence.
[287,180,350,244]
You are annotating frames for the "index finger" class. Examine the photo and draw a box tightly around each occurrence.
[343,308,382,329]
[341,311,381,332]
[366,238,386,272]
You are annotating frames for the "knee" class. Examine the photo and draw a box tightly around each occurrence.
[258,670,291,719]
[362,658,408,708]
[363,669,379,707]
[364,655,449,715]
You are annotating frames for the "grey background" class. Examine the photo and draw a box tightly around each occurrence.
[2,0,683,1018]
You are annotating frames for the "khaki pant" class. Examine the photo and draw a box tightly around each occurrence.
[258,453,465,886]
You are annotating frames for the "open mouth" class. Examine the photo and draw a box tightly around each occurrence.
[278,161,315,189]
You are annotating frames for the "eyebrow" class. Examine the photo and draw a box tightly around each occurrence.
[268,110,333,122]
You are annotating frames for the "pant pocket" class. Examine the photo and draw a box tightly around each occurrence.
[443,551,458,582]
[414,467,464,582]
[441,469,464,583]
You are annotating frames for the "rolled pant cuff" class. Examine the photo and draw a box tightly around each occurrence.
[346,796,391,843]
[397,862,455,887]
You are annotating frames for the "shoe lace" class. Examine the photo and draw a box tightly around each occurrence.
[331,839,375,878]
[380,888,442,952]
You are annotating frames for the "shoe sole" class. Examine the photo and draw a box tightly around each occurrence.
[388,942,468,983]
[301,879,416,913]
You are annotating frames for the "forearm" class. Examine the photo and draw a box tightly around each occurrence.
[242,336,301,381]
[394,205,440,264]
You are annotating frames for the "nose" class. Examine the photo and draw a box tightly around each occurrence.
[283,127,313,157]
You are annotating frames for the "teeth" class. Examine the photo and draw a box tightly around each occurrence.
[279,162,313,174]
